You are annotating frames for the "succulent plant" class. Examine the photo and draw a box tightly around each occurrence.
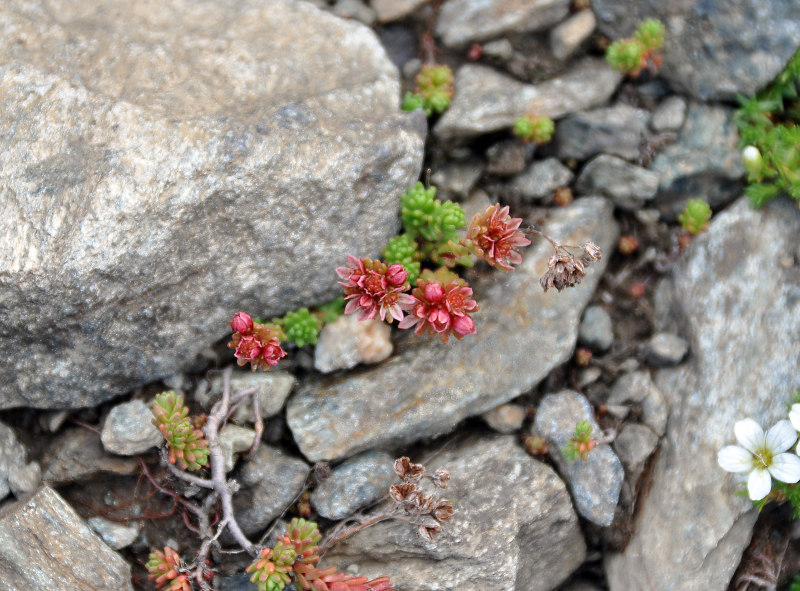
[274,308,321,348]
[512,115,555,144]
[383,234,421,285]
[678,199,712,235]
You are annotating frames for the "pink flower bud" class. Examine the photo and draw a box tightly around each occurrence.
[230,312,254,334]
[385,264,408,287]
[452,314,476,336]
[234,334,262,361]
[423,282,445,304]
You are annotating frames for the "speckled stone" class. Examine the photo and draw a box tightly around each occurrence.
[87,516,141,550]
[643,332,689,366]
[607,370,668,436]
[314,315,393,373]
[311,450,395,520]
[550,9,596,61]
[555,104,650,162]
[205,370,296,425]
[510,157,575,202]
[651,96,687,132]
[578,305,614,352]
[482,403,527,434]
[0,422,41,501]
[101,399,162,456]
[574,155,659,211]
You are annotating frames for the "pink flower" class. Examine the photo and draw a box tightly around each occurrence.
[465,204,531,271]
[398,269,478,343]
[230,311,254,334]
[337,255,414,323]
[228,315,286,371]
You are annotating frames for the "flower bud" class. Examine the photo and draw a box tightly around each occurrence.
[423,282,445,304]
[742,145,762,175]
[385,264,408,287]
[230,311,254,334]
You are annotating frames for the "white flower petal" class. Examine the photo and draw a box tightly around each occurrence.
[747,468,772,501]
[734,418,764,454]
[768,453,800,484]
[717,445,754,473]
[789,404,800,432]
[766,420,798,454]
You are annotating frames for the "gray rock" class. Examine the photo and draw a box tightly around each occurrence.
[39,410,70,433]
[0,0,425,410]
[332,0,377,25]
[0,487,133,590]
[574,155,659,210]
[0,422,40,501]
[643,332,689,366]
[534,390,624,526]
[100,399,162,456]
[436,0,571,47]
[206,370,296,424]
[434,60,621,140]
[431,160,484,198]
[607,370,668,436]
[42,428,139,485]
[555,104,650,162]
[288,197,618,461]
[231,445,309,537]
[482,38,516,61]
[371,0,428,23]
[86,516,140,550]
[325,435,586,591]
[651,96,687,133]
[481,403,527,434]
[613,423,659,485]
[606,197,800,591]
[578,305,613,351]
[651,104,744,220]
[219,425,257,473]
[311,450,395,520]
[591,0,800,101]
[314,315,393,373]
[550,9,596,61]
[485,139,532,177]
[577,367,602,388]
[510,157,575,202]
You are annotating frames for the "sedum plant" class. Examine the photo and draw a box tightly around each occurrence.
[512,114,555,144]
[562,420,596,461]
[605,18,665,77]
[151,391,210,471]
[734,49,800,207]
[678,199,712,235]
[147,546,192,591]
[273,308,321,348]
[402,64,455,117]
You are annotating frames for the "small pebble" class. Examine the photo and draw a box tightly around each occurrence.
[643,332,689,366]
[578,305,614,352]
[311,451,396,520]
[650,96,687,132]
[485,139,531,177]
[314,314,393,373]
[219,425,257,473]
[613,423,659,484]
[332,0,376,26]
[100,399,162,456]
[550,9,596,61]
[482,403,527,434]
[481,38,515,61]
[87,517,141,550]
[510,158,574,202]
[431,160,484,197]
[577,367,602,388]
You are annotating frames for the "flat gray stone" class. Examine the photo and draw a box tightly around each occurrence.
[550,9,596,61]
[481,403,527,434]
[534,390,624,526]
[230,445,309,537]
[0,487,133,591]
[0,0,424,410]
[643,332,689,366]
[651,104,744,220]
[332,0,377,25]
[371,0,428,22]
[100,399,162,456]
[314,315,393,373]
[0,422,40,501]
[288,197,618,461]
[485,139,532,177]
[555,104,650,162]
[578,305,613,352]
[86,516,141,550]
[42,428,139,485]
[606,197,800,591]
[613,423,659,485]
[219,424,256,473]
[206,370,296,425]
[325,435,586,591]
[575,155,659,211]
[431,160,484,198]
[591,0,800,101]
[434,60,621,140]
[311,450,395,520]
[607,370,668,436]
[510,157,574,202]
[436,0,571,47]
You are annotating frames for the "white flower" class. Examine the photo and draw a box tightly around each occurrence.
[788,403,800,435]
[717,418,800,501]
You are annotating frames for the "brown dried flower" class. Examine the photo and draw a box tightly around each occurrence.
[539,241,603,292]
[429,467,450,489]
[394,457,425,481]
[432,498,454,522]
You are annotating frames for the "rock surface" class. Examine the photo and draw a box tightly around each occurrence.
[555,104,650,162]
[42,428,139,485]
[481,403,527,434]
[434,60,621,140]
[0,422,41,500]
[205,370,296,424]
[591,0,800,100]
[86,516,141,550]
[436,0,571,47]
[534,390,624,526]
[0,0,425,410]
[326,435,586,591]
[575,155,659,211]
[0,486,133,590]
[550,9,596,61]
[100,399,162,456]
[511,158,574,202]
[651,104,744,220]
[606,197,800,591]
[311,450,396,520]
[578,305,614,352]
[314,315,393,373]
[288,197,618,461]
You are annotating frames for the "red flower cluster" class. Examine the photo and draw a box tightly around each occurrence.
[398,269,478,343]
[336,255,414,323]
[227,312,286,371]
[464,204,531,271]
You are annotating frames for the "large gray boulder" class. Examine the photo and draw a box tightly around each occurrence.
[0,0,425,409]
[591,0,800,100]
[606,197,800,591]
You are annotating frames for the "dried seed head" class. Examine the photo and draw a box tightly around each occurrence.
[394,457,425,481]
[429,467,450,489]
[582,242,602,262]
[432,498,454,522]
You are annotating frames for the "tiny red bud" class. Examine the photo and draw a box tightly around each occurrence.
[230,311,254,334]
[629,282,646,299]
[385,263,407,287]
[467,43,483,61]
[617,235,639,255]
[575,347,592,366]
